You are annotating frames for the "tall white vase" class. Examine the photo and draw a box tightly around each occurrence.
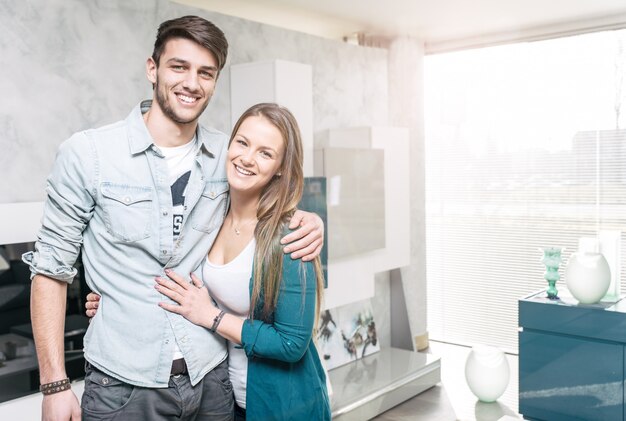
[565,252,611,304]
[465,345,510,403]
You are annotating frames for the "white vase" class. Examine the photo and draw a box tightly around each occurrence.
[465,345,510,403]
[565,252,611,304]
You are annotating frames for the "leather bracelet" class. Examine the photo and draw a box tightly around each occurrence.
[210,310,226,333]
[40,378,71,395]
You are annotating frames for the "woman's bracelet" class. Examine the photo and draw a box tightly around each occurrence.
[210,310,226,333]
[40,378,71,395]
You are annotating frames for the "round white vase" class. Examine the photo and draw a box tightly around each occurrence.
[565,252,610,304]
[465,345,510,403]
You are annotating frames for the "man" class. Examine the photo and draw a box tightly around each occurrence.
[23,15,323,421]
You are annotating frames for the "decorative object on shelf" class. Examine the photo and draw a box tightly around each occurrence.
[4,341,16,360]
[316,301,380,370]
[540,247,564,299]
[465,345,510,403]
[565,243,611,304]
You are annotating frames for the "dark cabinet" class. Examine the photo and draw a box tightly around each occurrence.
[519,291,626,421]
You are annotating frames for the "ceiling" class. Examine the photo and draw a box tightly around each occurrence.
[177,0,626,52]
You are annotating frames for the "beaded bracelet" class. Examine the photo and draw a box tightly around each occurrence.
[40,378,71,395]
[210,310,226,333]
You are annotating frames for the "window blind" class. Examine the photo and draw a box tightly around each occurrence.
[425,29,626,353]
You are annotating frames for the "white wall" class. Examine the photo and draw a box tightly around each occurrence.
[388,37,428,348]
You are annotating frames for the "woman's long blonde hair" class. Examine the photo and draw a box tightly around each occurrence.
[229,103,324,324]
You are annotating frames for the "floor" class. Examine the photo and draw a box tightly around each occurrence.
[373,341,521,421]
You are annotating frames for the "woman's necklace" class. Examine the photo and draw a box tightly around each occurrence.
[231,217,257,235]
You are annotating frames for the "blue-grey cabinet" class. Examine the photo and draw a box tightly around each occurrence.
[519,291,626,421]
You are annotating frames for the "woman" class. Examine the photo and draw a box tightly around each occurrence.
[88,103,330,421]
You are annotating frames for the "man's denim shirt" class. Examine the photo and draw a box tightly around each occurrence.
[23,101,230,387]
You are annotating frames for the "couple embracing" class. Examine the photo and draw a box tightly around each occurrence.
[25,15,331,421]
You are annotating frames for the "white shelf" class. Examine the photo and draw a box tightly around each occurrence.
[329,347,441,420]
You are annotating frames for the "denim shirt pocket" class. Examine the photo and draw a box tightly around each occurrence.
[100,182,153,242]
[192,180,229,234]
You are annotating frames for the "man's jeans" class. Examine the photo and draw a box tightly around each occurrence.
[81,360,234,420]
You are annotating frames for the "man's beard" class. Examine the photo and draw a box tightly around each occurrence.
[154,79,211,124]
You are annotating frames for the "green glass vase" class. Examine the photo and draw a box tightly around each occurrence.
[541,247,564,299]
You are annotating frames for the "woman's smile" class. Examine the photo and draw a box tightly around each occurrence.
[234,164,255,176]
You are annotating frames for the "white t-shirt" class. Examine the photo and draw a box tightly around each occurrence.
[203,239,255,409]
[158,138,196,361]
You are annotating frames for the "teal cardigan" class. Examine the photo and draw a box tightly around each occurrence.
[240,256,331,421]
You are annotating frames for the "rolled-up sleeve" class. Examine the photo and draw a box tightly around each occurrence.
[241,258,317,363]
[22,132,96,283]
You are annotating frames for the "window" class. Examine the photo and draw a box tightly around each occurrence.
[425,29,626,352]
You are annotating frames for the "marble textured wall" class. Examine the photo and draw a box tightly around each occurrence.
[0,0,159,202]
[389,37,428,348]
[0,0,387,203]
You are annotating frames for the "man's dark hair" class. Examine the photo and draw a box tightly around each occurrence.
[152,15,228,72]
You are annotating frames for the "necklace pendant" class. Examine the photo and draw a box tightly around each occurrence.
[235,228,241,235]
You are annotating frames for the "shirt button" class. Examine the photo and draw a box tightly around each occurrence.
[162,250,167,255]
[165,339,170,344]
[210,192,216,198]
[162,210,168,216]
[124,196,131,204]
[101,377,110,385]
